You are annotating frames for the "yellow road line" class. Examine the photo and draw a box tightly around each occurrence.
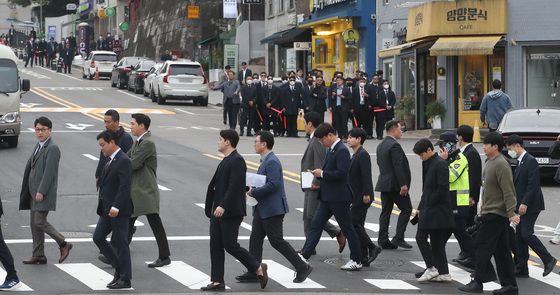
[21,107,175,115]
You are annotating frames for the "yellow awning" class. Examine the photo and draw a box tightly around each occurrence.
[378,41,419,58]
[429,36,503,56]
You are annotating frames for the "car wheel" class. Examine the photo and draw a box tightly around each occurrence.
[143,88,149,97]
[134,83,142,94]
[199,97,208,107]
[111,78,116,87]
[150,89,157,102]
[5,136,18,148]
[117,80,124,89]
[82,70,87,79]
[157,89,166,105]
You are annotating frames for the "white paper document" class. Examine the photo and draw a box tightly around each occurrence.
[246,172,266,188]
[300,171,314,189]
[246,195,258,206]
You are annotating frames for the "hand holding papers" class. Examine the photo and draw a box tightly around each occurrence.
[300,171,314,189]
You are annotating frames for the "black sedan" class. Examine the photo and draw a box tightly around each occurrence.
[128,59,156,94]
[110,56,146,89]
[499,108,560,173]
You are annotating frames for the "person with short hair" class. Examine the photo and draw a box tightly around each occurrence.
[281,76,303,137]
[378,79,396,125]
[212,71,241,130]
[238,62,252,84]
[456,125,482,227]
[352,77,374,138]
[309,76,327,122]
[480,79,513,132]
[0,192,21,290]
[329,76,352,140]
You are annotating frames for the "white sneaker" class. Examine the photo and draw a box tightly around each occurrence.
[418,267,439,282]
[431,274,452,282]
[550,235,560,245]
[340,259,362,271]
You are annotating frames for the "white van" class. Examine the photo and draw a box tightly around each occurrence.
[0,44,30,148]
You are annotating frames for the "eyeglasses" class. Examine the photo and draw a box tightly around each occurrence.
[35,128,50,133]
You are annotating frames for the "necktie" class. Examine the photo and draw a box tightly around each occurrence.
[291,86,294,92]
[360,87,364,105]
[33,144,42,159]
[101,158,112,181]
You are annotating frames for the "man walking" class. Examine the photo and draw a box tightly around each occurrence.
[376,120,413,249]
[94,131,133,289]
[459,132,519,294]
[505,134,556,277]
[203,130,268,291]
[301,123,363,271]
[20,117,72,265]
[24,39,35,68]
[0,193,22,290]
[480,79,512,132]
[347,128,381,267]
[236,131,312,284]
[127,114,171,268]
[457,125,482,227]
[212,71,241,130]
[301,112,345,254]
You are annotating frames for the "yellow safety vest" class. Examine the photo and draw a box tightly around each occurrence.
[449,152,470,207]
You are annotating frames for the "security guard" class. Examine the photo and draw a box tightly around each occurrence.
[438,132,475,268]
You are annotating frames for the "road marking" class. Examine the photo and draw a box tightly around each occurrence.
[528,265,560,289]
[20,68,51,79]
[118,90,147,101]
[21,107,175,115]
[194,203,252,230]
[191,126,202,130]
[20,102,41,108]
[36,87,103,91]
[174,108,196,115]
[411,261,501,291]
[260,259,325,288]
[66,123,94,130]
[209,127,220,131]
[158,184,172,191]
[82,154,99,161]
[0,268,33,290]
[364,279,418,290]
[55,263,133,290]
[59,73,83,82]
[147,261,229,290]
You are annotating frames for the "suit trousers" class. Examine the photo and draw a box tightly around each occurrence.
[249,214,307,272]
[0,223,17,280]
[285,114,298,137]
[128,214,170,259]
[416,228,452,274]
[354,106,373,136]
[332,107,349,138]
[30,211,65,257]
[302,201,362,262]
[473,213,517,287]
[25,54,34,67]
[453,214,475,259]
[374,112,385,139]
[378,192,412,244]
[93,215,131,281]
[515,213,554,272]
[224,100,240,130]
[303,190,340,239]
[351,201,377,256]
[210,217,259,283]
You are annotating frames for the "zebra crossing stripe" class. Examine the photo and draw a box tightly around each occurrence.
[297,208,380,233]
[194,203,252,230]
[55,263,133,290]
[411,261,501,291]
[528,265,560,289]
[261,259,325,289]
[0,268,33,291]
[147,261,229,290]
[364,279,419,290]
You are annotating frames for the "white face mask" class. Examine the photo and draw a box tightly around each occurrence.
[383,84,389,89]
[267,79,273,84]
[289,81,296,86]
[246,80,253,85]
[359,82,366,88]
[508,149,518,159]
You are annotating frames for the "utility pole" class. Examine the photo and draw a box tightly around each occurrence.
[248,3,251,61]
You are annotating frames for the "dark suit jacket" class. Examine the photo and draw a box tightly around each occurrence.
[262,85,281,109]
[352,85,373,110]
[238,68,253,83]
[417,154,454,230]
[302,84,314,111]
[318,140,352,203]
[205,150,247,219]
[309,85,327,113]
[463,144,482,202]
[513,153,545,214]
[349,147,374,206]
[281,85,303,115]
[368,84,381,108]
[95,127,134,182]
[378,89,396,118]
[240,84,258,108]
[329,85,352,112]
[251,152,290,219]
[375,136,411,192]
[97,150,133,217]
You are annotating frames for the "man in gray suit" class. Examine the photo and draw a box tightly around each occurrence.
[216,65,231,125]
[212,70,241,130]
[300,112,345,254]
[19,117,72,265]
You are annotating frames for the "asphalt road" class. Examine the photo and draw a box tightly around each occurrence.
[1,63,560,294]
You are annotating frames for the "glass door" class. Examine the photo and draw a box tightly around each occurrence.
[417,52,437,129]
[458,55,487,127]
[527,51,560,107]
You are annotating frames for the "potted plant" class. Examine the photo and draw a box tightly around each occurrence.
[395,96,415,130]
[425,99,446,129]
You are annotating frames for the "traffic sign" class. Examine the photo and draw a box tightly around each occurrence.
[106,7,115,17]
[119,22,129,32]
[187,5,199,19]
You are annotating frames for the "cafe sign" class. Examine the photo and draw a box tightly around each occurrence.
[406,0,507,42]
[312,0,351,11]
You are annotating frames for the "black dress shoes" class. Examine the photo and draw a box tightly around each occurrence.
[379,241,398,250]
[200,282,225,291]
[98,255,113,266]
[107,273,120,286]
[257,263,268,289]
[148,257,171,268]
[368,246,382,264]
[293,264,313,283]
[391,238,413,250]
[492,285,519,295]
[235,271,260,283]
[458,280,483,293]
[457,257,476,269]
[514,268,529,278]
[22,256,47,265]
[107,279,131,289]
[544,258,557,277]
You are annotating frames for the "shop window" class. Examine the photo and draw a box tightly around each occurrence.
[289,0,295,10]
[417,52,437,129]
[460,56,485,111]
[268,1,274,18]
[400,55,416,100]
[527,50,560,108]
[488,49,505,93]
[383,60,394,86]
[315,39,328,65]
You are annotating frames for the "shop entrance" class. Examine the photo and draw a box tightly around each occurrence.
[527,50,560,108]
[417,52,437,129]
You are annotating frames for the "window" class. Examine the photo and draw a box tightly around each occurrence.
[268,0,274,17]
[289,0,295,10]
[170,64,201,76]
[278,0,284,14]
[0,59,18,93]
[92,54,117,62]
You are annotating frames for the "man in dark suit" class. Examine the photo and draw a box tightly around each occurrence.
[8,25,16,47]
[457,125,482,228]
[302,77,314,113]
[238,62,252,85]
[352,77,374,139]
[93,131,133,289]
[301,123,363,270]
[203,130,268,291]
[239,76,258,136]
[262,75,281,133]
[281,77,303,137]
[378,79,396,124]
[369,75,384,139]
[236,131,312,284]
[46,37,57,68]
[329,76,352,140]
[347,128,381,267]
[0,192,21,290]
[62,43,74,74]
[309,77,328,122]
[506,135,556,277]
[24,39,35,68]
[375,120,413,249]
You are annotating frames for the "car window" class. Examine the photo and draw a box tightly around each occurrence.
[502,111,560,131]
[170,64,200,76]
[123,58,140,66]
[161,64,168,73]
[140,61,156,70]
[92,54,117,62]
[0,59,18,93]
[86,53,92,60]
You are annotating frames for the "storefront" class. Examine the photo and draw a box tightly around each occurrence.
[299,0,376,82]
[261,28,312,77]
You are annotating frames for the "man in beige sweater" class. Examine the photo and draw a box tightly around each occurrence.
[459,132,520,295]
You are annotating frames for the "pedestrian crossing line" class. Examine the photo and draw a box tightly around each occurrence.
[411,261,501,291]
[55,263,133,290]
[294,207,378,233]
[261,259,325,289]
[0,269,33,291]
[146,261,230,290]
[194,203,253,231]
[82,153,99,161]
[527,265,560,289]
[364,279,419,290]
[157,184,172,191]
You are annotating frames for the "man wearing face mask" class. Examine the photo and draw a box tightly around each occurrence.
[262,76,280,133]
[369,75,383,139]
[281,77,303,137]
[302,77,314,114]
[376,80,395,139]
[252,74,264,132]
[310,77,327,123]
[352,77,374,138]
[240,77,258,136]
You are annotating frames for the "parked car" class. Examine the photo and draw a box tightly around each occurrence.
[143,63,163,100]
[499,108,560,174]
[128,59,156,94]
[110,56,145,88]
[154,59,208,106]
[82,51,117,80]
